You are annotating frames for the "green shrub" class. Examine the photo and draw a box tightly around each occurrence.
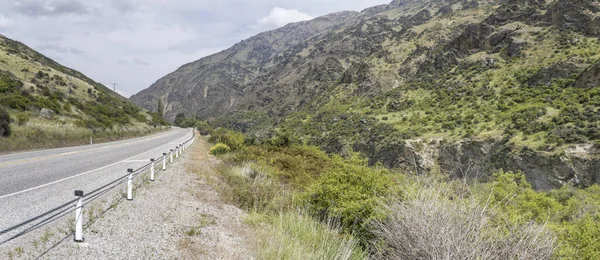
[487,170,563,224]
[0,106,10,137]
[209,143,231,155]
[195,121,214,135]
[239,145,331,187]
[0,93,30,111]
[16,113,29,126]
[554,215,600,259]
[223,131,245,151]
[0,70,22,94]
[299,153,395,241]
[209,129,245,151]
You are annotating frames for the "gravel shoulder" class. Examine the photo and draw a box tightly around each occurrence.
[42,135,256,259]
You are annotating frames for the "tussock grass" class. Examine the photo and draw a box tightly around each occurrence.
[371,182,557,260]
[255,212,366,260]
[217,163,292,213]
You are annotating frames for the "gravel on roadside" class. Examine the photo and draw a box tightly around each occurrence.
[42,136,256,260]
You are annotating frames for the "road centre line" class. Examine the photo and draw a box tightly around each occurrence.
[0,131,174,168]
[0,133,190,200]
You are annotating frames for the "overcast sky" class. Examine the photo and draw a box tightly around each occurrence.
[0,0,390,97]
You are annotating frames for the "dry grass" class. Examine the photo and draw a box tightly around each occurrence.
[254,212,367,260]
[0,117,163,154]
[371,182,557,260]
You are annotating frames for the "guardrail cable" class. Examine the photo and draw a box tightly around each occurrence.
[0,130,195,246]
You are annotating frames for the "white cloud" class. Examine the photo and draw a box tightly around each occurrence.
[258,7,313,28]
[0,0,391,97]
[0,15,13,28]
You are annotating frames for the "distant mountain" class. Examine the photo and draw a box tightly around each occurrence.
[132,0,600,189]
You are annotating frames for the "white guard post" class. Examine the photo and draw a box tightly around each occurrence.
[74,190,84,242]
[127,168,133,200]
[150,158,155,181]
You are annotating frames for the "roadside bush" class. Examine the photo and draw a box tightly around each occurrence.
[299,153,395,241]
[239,145,331,187]
[209,143,231,155]
[0,106,10,137]
[195,121,214,135]
[219,163,286,212]
[209,129,245,151]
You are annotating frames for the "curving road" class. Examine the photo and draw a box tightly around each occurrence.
[0,127,193,245]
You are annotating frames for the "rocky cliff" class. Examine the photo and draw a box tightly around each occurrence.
[132,0,600,189]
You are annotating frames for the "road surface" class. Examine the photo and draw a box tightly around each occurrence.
[0,127,193,245]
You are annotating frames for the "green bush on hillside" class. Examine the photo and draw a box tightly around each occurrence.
[299,153,395,241]
[16,113,29,126]
[238,145,331,187]
[209,143,231,155]
[483,171,600,258]
[195,120,214,135]
[0,106,10,137]
[209,129,245,151]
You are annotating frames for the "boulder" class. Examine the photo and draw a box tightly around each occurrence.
[575,62,600,88]
[40,108,54,119]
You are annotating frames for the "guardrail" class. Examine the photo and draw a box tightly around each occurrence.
[0,129,196,246]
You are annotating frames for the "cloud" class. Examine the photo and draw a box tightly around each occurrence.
[257,7,313,28]
[0,15,12,29]
[0,0,391,98]
[12,0,91,17]
[37,43,83,54]
[110,0,137,14]
[134,58,149,66]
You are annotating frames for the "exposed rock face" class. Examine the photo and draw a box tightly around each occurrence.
[575,62,600,88]
[547,0,600,36]
[368,139,600,190]
[130,11,360,121]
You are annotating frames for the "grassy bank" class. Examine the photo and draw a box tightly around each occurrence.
[201,129,600,259]
[0,117,170,154]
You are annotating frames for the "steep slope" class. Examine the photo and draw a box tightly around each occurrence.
[133,0,600,189]
[0,34,166,152]
[130,11,360,120]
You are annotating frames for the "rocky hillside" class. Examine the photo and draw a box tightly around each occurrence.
[132,0,600,189]
[0,35,166,151]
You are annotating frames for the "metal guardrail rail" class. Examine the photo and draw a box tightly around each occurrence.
[0,129,196,246]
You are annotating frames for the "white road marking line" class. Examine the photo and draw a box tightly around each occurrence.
[0,134,192,200]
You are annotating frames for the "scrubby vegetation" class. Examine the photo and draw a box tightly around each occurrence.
[0,35,169,152]
[203,129,600,259]
[209,143,230,155]
[0,106,10,137]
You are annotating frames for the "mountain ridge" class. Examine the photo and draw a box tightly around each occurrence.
[132,0,600,189]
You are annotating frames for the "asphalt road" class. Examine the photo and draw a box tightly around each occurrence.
[0,127,193,244]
